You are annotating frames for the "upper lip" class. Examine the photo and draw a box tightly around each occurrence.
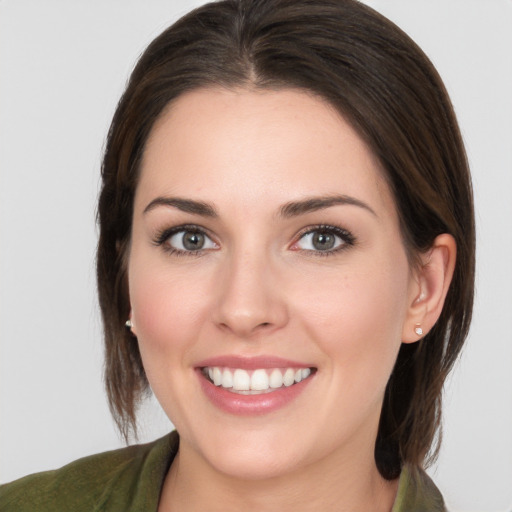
[195,355,315,370]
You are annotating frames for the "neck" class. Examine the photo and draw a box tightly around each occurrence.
[158,436,399,512]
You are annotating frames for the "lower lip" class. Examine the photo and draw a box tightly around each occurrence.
[197,370,314,415]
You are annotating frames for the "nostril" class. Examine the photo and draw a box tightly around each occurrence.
[254,322,273,331]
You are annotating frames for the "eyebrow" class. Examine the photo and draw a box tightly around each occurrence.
[143,197,218,217]
[279,195,377,218]
[143,194,376,219]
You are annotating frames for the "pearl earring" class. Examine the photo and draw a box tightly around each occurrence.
[414,324,423,336]
[125,319,133,328]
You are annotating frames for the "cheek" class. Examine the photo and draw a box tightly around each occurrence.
[295,256,410,385]
[128,256,209,357]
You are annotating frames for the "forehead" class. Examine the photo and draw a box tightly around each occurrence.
[137,87,395,219]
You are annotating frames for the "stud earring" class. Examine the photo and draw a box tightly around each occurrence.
[414,324,423,336]
[125,319,133,328]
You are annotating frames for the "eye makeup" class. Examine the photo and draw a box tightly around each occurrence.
[151,222,356,259]
[290,224,356,257]
[152,224,218,257]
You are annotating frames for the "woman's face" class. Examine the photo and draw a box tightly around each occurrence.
[128,88,421,479]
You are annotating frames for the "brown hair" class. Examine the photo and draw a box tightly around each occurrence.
[97,0,475,479]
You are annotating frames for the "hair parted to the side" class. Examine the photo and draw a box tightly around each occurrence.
[97,0,475,479]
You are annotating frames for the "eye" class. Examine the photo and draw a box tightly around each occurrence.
[292,226,354,254]
[155,226,218,254]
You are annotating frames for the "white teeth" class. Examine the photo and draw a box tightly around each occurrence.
[283,368,295,387]
[233,369,250,391]
[269,368,283,388]
[212,367,222,386]
[221,368,233,388]
[251,369,269,391]
[204,366,313,393]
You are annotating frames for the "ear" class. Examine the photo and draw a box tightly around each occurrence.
[127,310,137,336]
[402,233,456,343]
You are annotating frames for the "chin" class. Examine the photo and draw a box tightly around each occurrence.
[190,426,306,481]
[211,448,301,481]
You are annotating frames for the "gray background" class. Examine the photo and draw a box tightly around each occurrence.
[1,1,511,511]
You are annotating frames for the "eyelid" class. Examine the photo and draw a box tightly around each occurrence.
[153,224,219,255]
[152,223,354,256]
[290,224,355,254]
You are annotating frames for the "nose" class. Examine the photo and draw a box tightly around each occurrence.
[212,248,289,338]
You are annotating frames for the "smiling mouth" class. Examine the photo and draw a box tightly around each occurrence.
[201,367,316,394]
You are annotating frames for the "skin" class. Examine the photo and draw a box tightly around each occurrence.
[127,88,455,511]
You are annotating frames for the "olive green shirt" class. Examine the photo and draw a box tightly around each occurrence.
[0,431,445,511]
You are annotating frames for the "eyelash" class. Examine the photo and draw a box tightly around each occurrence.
[152,223,356,257]
[152,224,217,257]
[292,224,356,257]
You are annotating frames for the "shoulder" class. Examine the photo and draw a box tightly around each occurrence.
[0,431,178,512]
[392,465,446,512]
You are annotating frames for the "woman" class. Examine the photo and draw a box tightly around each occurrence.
[0,0,474,510]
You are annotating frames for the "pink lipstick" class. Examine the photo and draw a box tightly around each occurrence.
[196,355,316,415]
